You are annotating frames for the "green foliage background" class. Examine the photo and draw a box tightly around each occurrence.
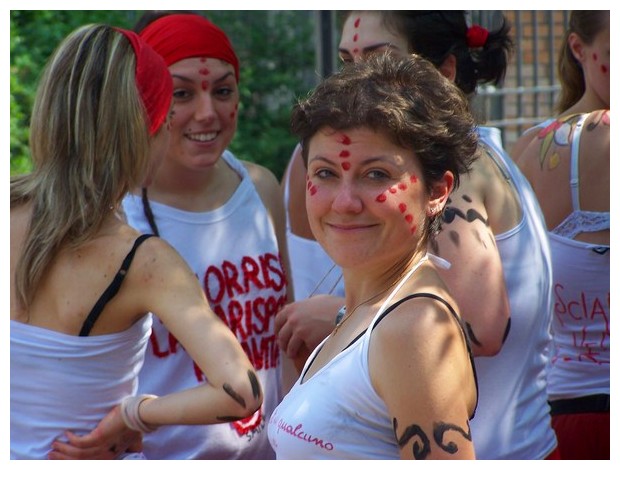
[10,10,319,180]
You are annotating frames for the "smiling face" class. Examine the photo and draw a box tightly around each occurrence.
[166,57,239,171]
[338,11,409,64]
[305,127,437,271]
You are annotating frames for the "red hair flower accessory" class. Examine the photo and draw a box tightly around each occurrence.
[466,25,489,48]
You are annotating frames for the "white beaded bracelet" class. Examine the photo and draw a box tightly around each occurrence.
[120,394,158,433]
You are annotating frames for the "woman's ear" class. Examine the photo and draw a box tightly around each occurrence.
[438,54,457,83]
[427,171,454,217]
[568,32,585,64]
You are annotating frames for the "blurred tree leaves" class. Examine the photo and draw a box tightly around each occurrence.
[10,10,318,180]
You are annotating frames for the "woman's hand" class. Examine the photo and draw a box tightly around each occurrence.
[48,405,141,460]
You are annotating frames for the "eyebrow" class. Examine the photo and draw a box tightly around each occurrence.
[308,154,396,166]
[338,42,394,56]
[172,71,235,84]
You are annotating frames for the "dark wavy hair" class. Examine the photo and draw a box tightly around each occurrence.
[292,53,478,241]
[342,11,513,96]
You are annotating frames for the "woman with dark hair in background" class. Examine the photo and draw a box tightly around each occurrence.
[277,10,558,459]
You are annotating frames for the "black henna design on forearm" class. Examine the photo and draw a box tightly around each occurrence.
[248,370,261,400]
[433,421,472,454]
[217,415,246,422]
[223,383,246,408]
[393,418,431,460]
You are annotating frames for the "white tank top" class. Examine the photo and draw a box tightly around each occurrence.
[544,115,610,399]
[470,127,557,459]
[268,257,477,459]
[122,150,286,459]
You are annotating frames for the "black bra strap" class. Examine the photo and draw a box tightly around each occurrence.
[79,234,154,337]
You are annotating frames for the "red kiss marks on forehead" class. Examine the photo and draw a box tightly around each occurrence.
[339,134,351,145]
[342,161,351,171]
[339,150,350,158]
[200,57,207,63]
[199,68,210,76]
[353,34,359,42]
[354,18,361,28]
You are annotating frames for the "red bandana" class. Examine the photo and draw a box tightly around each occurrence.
[139,14,240,83]
[116,28,172,135]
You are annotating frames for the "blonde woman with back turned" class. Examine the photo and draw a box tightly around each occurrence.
[10,24,261,460]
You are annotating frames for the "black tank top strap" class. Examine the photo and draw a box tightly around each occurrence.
[367,292,479,419]
[79,234,155,337]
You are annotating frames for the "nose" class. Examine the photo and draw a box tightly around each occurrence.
[331,180,363,214]
[194,92,217,123]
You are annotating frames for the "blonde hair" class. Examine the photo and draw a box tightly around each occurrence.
[11,24,152,308]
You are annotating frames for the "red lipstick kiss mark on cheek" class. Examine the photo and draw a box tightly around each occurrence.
[201,80,209,91]
[354,18,361,28]
[389,187,398,194]
[601,64,608,74]
[342,161,351,170]
[307,180,318,195]
[405,214,414,223]
[593,53,598,61]
[410,226,417,235]
[199,68,210,76]
[376,193,387,203]
[410,175,418,184]
[339,150,350,158]
[339,134,351,145]
[398,203,407,213]
[398,183,407,190]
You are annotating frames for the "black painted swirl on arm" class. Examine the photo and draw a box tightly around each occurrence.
[433,421,472,454]
[393,418,431,460]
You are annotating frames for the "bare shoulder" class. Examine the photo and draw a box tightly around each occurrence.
[511,128,542,166]
[242,160,284,214]
[581,110,610,154]
[243,160,280,189]
[371,291,465,363]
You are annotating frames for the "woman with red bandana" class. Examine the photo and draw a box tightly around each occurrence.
[52,13,293,460]
[512,10,610,459]
[11,24,262,460]
[276,11,559,459]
